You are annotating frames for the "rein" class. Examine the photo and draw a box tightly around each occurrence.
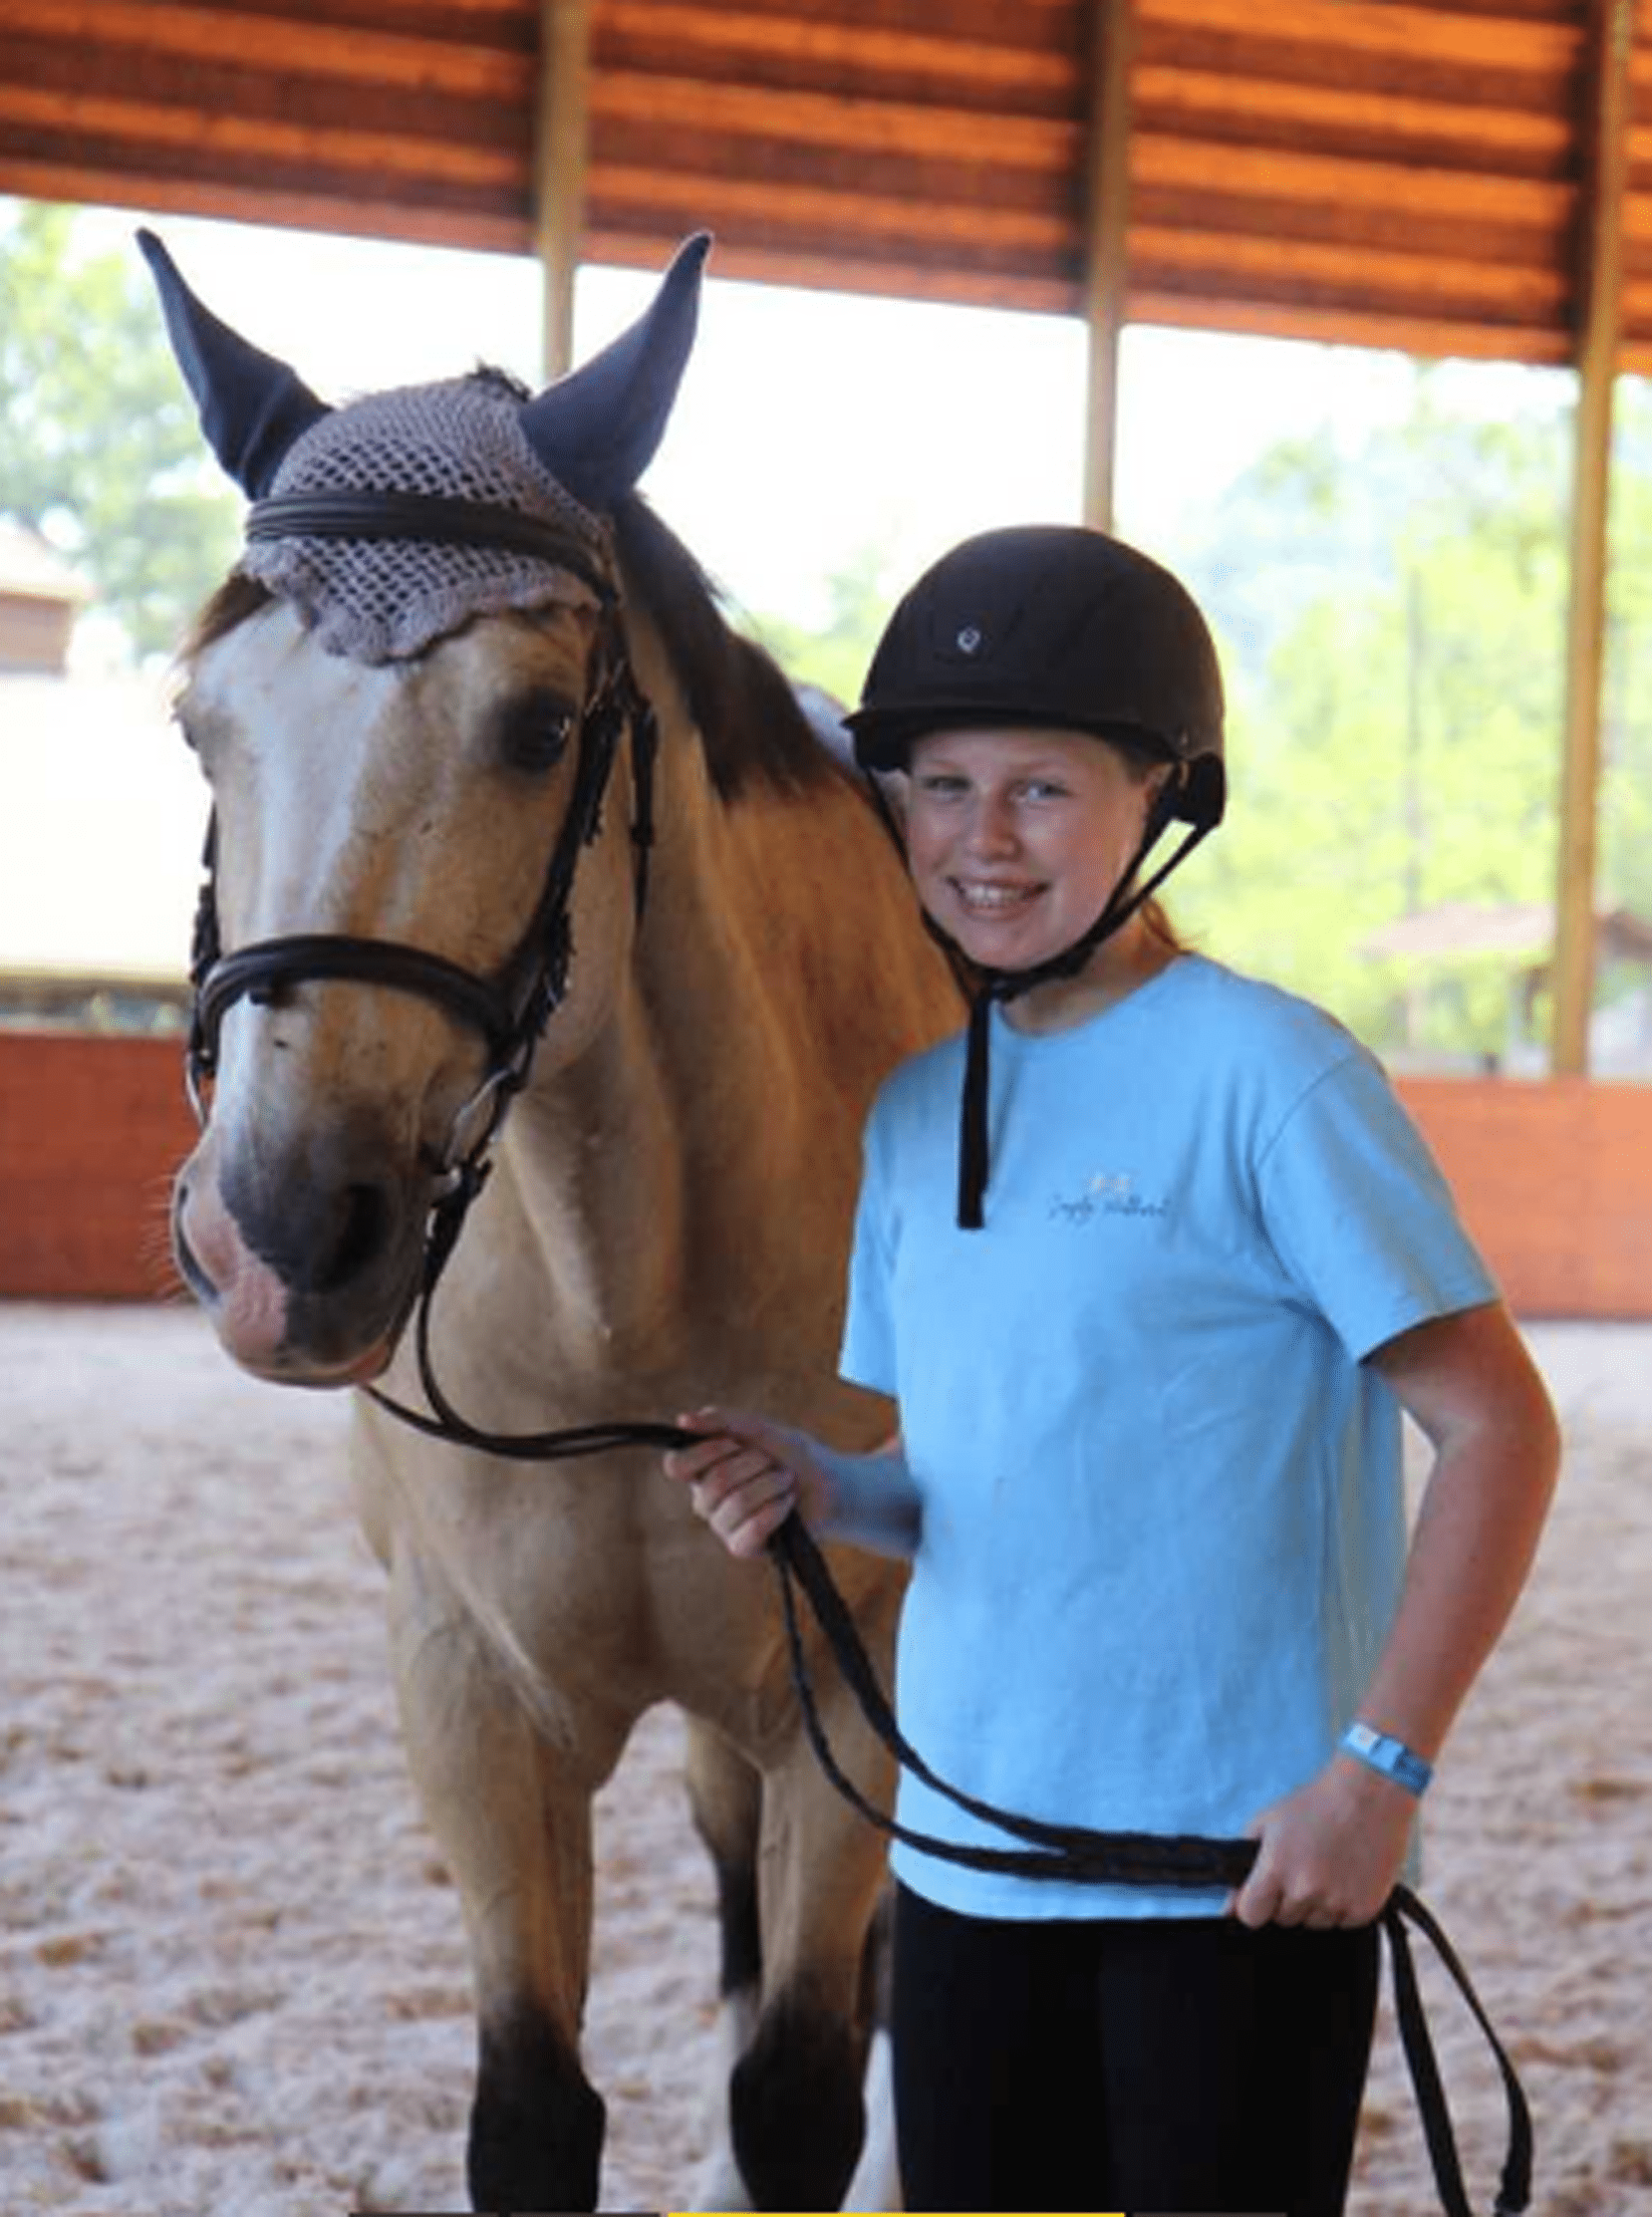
[359,1343,1534,2217]
[185,501,1530,2217]
[342,1159,1533,2217]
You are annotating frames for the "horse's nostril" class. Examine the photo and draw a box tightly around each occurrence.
[315,1181,393,1295]
[222,1159,400,1298]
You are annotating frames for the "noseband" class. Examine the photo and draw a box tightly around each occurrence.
[186,493,660,1216]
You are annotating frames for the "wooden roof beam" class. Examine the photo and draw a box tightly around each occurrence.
[536,0,590,380]
[1083,0,1134,531]
[1551,0,1635,1075]
[0,2,530,103]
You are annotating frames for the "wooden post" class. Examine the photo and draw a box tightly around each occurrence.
[535,0,591,381]
[1081,0,1135,531]
[1551,0,1633,1073]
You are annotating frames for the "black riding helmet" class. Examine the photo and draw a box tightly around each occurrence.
[845,525,1228,1229]
[845,523,1226,830]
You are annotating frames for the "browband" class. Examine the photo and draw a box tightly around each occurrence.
[245,490,617,604]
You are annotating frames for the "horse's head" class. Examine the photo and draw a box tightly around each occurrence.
[144,231,708,1384]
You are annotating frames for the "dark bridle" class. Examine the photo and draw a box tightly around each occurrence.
[185,490,660,1293]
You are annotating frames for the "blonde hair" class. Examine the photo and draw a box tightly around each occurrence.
[1139,896,1187,954]
[1108,736,1191,957]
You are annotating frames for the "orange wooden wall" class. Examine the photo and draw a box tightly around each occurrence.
[1,1033,1648,1317]
[1396,1076,1652,1321]
[0,1033,195,1301]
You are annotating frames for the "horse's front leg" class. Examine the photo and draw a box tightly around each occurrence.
[730,1583,904,2212]
[734,1727,896,2210]
[388,1553,618,2212]
[684,1717,764,2208]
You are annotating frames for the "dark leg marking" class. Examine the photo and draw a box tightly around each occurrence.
[468,2004,607,2214]
[710,1847,762,2000]
[859,1886,894,2034]
[731,1991,867,2213]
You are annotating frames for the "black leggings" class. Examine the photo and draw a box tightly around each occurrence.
[892,1882,1380,2215]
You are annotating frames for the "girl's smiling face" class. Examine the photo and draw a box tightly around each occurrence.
[904,724,1170,975]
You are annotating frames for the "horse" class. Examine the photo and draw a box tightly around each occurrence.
[139,229,960,2212]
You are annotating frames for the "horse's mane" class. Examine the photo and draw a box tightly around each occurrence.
[609,493,841,803]
[183,570,274,662]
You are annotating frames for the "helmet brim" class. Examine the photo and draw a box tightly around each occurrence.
[845,703,1224,829]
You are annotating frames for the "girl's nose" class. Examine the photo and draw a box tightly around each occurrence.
[964,793,1017,856]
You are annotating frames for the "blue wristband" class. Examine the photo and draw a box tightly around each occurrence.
[1340,1721,1433,1798]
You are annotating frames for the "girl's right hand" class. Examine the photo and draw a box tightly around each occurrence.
[663,1406,835,1559]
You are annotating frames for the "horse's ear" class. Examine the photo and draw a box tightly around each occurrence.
[520,232,710,511]
[138,229,331,497]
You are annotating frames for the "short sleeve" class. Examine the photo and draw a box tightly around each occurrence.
[1256,1048,1498,1361]
[839,1102,899,1396]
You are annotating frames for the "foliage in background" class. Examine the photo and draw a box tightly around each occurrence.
[743,539,896,711]
[0,200,238,662]
[1174,383,1577,1059]
[1599,380,1652,930]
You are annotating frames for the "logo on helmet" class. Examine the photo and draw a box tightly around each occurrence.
[956,624,983,655]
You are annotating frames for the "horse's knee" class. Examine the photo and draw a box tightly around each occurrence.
[731,1990,866,2212]
[468,2002,606,2214]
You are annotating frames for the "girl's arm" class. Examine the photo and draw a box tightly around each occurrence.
[1233,1298,1560,1928]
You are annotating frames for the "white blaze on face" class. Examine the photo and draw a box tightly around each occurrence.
[191,605,399,930]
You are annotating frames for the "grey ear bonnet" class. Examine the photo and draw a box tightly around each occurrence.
[138,228,711,664]
[237,374,610,664]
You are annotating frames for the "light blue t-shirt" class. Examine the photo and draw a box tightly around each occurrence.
[839,955,1497,1920]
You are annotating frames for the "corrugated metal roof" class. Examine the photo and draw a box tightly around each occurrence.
[0,0,1646,368]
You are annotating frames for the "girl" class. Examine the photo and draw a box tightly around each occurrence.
[666,524,1558,2216]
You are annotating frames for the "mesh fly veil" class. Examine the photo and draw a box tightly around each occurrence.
[240,371,610,664]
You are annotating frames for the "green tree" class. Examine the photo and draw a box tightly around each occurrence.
[1600,378,1652,924]
[1171,386,1588,1061]
[0,199,238,661]
[743,536,898,706]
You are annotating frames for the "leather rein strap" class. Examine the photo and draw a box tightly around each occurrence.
[766,1511,1532,2217]
[184,492,1530,2217]
[356,1191,1532,2217]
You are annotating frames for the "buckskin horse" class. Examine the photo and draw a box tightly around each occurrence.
[141,229,959,2212]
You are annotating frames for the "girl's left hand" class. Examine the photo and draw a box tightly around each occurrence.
[1230,1757,1417,1929]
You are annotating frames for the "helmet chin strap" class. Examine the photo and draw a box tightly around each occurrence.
[953,792,1214,1230]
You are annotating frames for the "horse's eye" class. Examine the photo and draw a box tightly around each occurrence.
[496,691,577,775]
